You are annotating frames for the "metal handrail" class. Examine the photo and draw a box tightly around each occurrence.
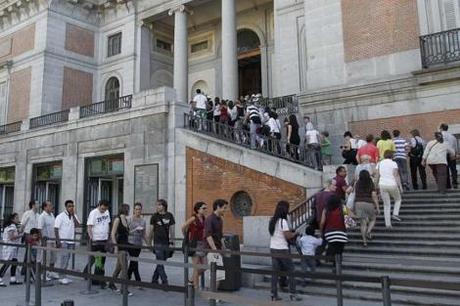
[289,195,315,231]
[258,95,298,115]
[184,113,321,170]
[420,27,460,68]
[0,121,21,135]
[80,95,133,119]
[29,110,70,129]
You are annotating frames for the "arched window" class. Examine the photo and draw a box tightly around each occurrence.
[105,77,120,101]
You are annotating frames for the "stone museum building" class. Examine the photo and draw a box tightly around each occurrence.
[0,0,458,238]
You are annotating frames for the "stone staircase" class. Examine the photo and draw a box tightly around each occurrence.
[298,190,460,305]
[255,190,460,305]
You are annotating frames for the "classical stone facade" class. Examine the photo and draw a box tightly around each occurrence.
[0,0,458,237]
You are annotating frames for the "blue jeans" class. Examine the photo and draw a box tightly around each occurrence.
[394,158,409,188]
[152,245,169,283]
[270,249,295,297]
[59,243,75,278]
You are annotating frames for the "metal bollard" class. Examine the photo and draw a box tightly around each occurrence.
[381,276,392,306]
[335,254,343,306]
[25,244,32,305]
[121,251,128,306]
[42,245,47,283]
[35,258,42,306]
[209,262,217,306]
[183,244,189,306]
[187,281,195,306]
[81,239,97,295]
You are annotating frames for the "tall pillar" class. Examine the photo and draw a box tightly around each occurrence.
[221,0,238,100]
[169,5,189,104]
[139,23,153,91]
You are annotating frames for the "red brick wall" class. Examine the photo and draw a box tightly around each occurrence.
[348,109,460,140]
[62,67,93,109]
[0,23,35,61]
[8,67,31,123]
[65,24,95,57]
[186,148,306,240]
[341,0,419,62]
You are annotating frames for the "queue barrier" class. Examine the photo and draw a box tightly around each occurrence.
[2,240,460,306]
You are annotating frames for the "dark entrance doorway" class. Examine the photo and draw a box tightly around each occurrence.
[237,30,262,97]
[84,154,124,220]
[32,162,62,214]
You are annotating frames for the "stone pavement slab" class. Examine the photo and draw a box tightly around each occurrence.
[1,247,382,306]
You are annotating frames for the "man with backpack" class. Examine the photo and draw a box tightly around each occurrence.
[409,129,427,190]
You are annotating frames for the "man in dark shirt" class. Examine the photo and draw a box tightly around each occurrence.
[149,199,175,285]
[313,179,337,262]
[313,179,337,225]
[205,199,227,251]
[205,199,228,287]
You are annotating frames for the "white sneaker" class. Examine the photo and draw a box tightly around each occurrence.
[59,278,71,285]
[49,272,60,279]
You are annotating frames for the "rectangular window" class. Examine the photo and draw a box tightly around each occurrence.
[191,40,209,54]
[156,39,172,52]
[107,32,122,57]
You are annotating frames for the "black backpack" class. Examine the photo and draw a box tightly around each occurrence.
[410,138,424,158]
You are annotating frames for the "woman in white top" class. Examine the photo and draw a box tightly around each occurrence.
[268,201,301,302]
[375,150,403,228]
[422,132,455,194]
[0,213,23,286]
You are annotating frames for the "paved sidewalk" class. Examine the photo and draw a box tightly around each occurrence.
[0,247,382,306]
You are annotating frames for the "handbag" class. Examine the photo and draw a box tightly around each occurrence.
[181,219,197,257]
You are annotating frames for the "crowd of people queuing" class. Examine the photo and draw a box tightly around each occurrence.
[340,124,458,193]
[189,89,332,170]
[0,197,231,300]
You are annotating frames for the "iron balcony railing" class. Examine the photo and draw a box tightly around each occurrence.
[0,121,21,135]
[29,109,70,129]
[420,28,460,68]
[80,95,133,119]
[184,113,322,170]
[258,95,298,115]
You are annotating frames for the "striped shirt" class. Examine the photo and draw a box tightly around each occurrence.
[246,105,260,120]
[393,137,408,159]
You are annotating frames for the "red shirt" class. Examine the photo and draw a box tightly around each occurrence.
[334,175,348,200]
[188,215,205,241]
[357,143,379,164]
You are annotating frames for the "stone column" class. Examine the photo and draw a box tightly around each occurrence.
[221,0,238,100]
[169,5,189,104]
[139,22,153,91]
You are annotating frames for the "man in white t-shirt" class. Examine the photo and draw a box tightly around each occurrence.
[376,150,403,228]
[54,200,80,285]
[38,201,59,280]
[305,126,322,170]
[83,200,111,288]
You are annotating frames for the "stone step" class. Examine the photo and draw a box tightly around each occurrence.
[345,245,460,257]
[361,226,460,233]
[388,208,460,214]
[373,214,460,220]
[403,190,460,196]
[343,253,460,265]
[347,239,460,248]
[347,231,460,241]
[372,219,460,226]
[337,260,460,276]
[399,198,460,203]
[255,280,460,306]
